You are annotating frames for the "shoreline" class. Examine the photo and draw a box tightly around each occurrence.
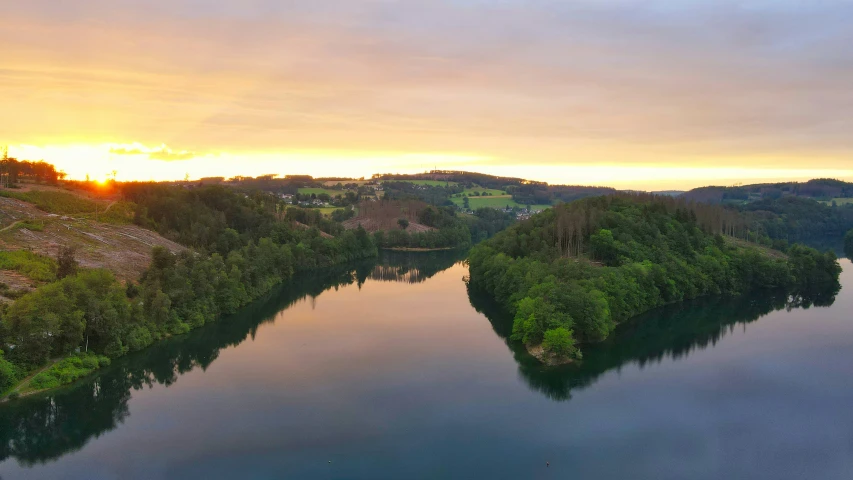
[0,255,381,402]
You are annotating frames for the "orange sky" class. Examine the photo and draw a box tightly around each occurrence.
[3,1,853,189]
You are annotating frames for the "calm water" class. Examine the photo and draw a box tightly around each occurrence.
[2,253,853,480]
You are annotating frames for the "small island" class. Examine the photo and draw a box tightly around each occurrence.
[468,194,842,365]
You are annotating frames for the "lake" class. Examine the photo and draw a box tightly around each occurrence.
[2,253,852,479]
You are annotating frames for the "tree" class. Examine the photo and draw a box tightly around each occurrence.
[56,245,79,279]
[542,327,579,360]
[463,196,470,209]
[846,229,853,259]
[398,218,410,230]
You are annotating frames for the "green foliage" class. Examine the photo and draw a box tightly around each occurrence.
[397,218,409,230]
[16,219,46,231]
[0,183,384,393]
[469,195,842,358]
[739,197,853,249]
[845,229,853,259]
[0,350,22,393]
[3,269,130,367]
[96,201,136,224]
[0,250,56,282]
[542,327,579,360]
[0,190,100,214]
[56,245,79,279]
[331,208,356,222]
[28,353,110,390]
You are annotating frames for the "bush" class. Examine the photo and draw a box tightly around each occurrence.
[126,325,153,352]
[0,189,100,214]
[29,353,110,390]
[543,327,580,360]
[0,351,21,392]
[0,250,57,282]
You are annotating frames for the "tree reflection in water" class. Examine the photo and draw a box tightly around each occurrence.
[0,250,465,467]
[468,284,838,402]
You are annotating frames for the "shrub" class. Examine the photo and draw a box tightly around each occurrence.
[543,327,580,360]
[28,353,110,390]
[0,250,57,282]
[126,325,153,352]
[0,190,100,214]
[0,351,21,392]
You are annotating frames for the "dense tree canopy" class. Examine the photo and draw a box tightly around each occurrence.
[468,194,841,361]
[1,183,378,395]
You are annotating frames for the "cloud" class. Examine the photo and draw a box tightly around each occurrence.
[109,146,146,155]
[2,0,853,169]
[147,149,196,161]
[109,143,196,161]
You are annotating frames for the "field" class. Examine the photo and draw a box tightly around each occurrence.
[450,195,551,211]
[297,187,351,197]
[453,186,507,197]
[311,207,340,215]
[383,180,458,187]
[0,189,108,215]
[322,180,369,186]
[821,198,853,206]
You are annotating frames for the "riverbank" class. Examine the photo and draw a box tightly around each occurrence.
[0,247,393,403]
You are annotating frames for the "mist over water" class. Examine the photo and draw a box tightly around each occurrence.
[2,254,852,480]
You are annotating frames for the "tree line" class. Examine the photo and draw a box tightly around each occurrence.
[0,148,66,186]
[1,183,377,394]
[468,194,842,363]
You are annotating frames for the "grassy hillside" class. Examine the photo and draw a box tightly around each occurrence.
[450,195,550,211]
[297,187,352,197]
[0,186,184,282]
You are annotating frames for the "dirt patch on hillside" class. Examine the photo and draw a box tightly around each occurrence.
[292,221,335,238]
[0,270,37,303]
[341,217,434,233]
[340,200,436,233]
[0,218,185,282]
[725,237,788,260]
[0,196,45,229]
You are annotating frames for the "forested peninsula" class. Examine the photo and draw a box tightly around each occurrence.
[467,194,842,364]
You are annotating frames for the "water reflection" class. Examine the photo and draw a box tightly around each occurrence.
[469,286,839,402]
[0,251,464,467]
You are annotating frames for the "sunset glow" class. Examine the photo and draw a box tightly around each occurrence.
[3,1,853,189]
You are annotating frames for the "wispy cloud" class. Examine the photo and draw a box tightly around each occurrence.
[2,0,853,173]
[109,146,146,156]
[109,143,196,161]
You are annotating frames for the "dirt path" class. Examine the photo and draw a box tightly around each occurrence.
[0,220,22,232]
[1,358,59,401]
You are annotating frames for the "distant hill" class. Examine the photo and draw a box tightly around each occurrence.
[682,179,853,205]
[651,190,684,197]
[375,170,616,207]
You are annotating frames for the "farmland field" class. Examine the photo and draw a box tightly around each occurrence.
[310,207,340,216]
[383,180,458,187]
[450,195,551,211]
[820,197,853,206]
[321,180,370,186]
[452,186,507,197]
[297,187,351,197]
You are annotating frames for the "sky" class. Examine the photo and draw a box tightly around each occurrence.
[2,0,853,189]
